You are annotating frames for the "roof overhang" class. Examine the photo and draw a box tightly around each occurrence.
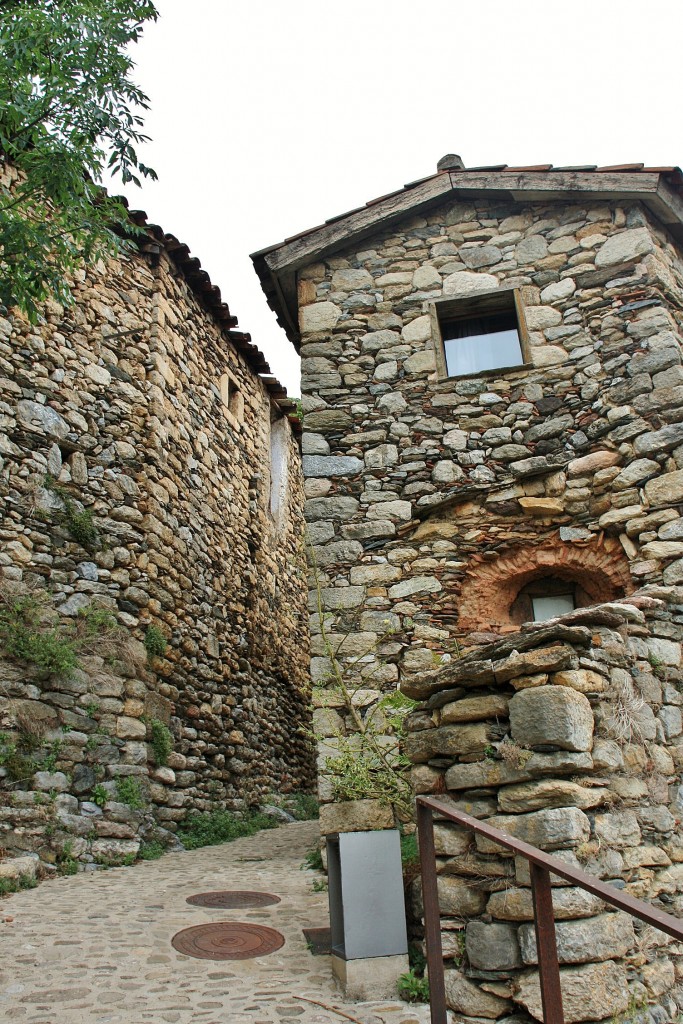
[251,167,683,352]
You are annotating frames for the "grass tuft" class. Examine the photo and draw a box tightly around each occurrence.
[178,809,278,850]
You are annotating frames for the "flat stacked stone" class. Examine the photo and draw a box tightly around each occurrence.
[404,592,683,1022]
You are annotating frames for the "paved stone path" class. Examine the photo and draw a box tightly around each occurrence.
[0,821,435,1024]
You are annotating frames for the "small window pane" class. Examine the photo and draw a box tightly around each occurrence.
[442,312,523,377]
[531,594,575,622]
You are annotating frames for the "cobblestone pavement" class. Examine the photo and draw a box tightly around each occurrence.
[0,821,435,1024]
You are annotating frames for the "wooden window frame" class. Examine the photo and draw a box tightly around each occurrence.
[430,286,532,381]
[220,370,243,429]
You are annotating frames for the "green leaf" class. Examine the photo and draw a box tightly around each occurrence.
[0,0,158,318]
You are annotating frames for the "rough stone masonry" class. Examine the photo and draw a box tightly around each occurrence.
[0,160,314,870]
[254,160,683,1020]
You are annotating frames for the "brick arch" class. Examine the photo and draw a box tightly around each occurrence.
[456,534,633,632]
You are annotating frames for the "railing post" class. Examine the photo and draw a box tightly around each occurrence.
[530,863,564,1024]
[416,801,448,1024]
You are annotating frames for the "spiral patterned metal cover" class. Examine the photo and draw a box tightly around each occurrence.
[171,922,285,960]
[186,890,281,909]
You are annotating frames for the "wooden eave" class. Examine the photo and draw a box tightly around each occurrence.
[251,168,683,353]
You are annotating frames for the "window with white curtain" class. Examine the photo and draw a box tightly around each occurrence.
[432,286,531,380]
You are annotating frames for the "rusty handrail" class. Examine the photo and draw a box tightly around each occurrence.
[416,795,683,1024]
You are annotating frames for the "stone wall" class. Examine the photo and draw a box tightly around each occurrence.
[404,589,683,1023]
[0,215,314,867]
[296,193,683,813]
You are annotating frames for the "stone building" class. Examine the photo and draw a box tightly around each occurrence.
[254,158,683,1019]
[0,162,314,867]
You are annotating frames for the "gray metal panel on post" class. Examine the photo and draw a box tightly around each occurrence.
[338,830,408,960]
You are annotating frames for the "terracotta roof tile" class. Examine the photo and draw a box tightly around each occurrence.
[121,204,296,414]
[463,164,509,171]
[251,159,683,358]
[502,164,554,172]
[402,172,446,189]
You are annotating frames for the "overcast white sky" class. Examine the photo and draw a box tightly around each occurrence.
[122,0,683,395]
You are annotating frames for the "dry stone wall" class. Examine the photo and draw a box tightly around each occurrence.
[297,194,683,813]
[405,589,683,1023]
[0,229,313,868]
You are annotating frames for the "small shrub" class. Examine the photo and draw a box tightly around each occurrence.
[325,742,411,813]
[178,809,277,850]
[149,718,173,767]
[287,792,319,821]
[115,777,147,810]
[498,739,533,770]
[400,831,418,869]
[92,783,108,808]
[38,739,63,773]
[376,690,418,734]
[78,606,116,635]
[0,593,78,677]
[397,969,429,1004]
[312,879,327,892]
[59,494,100,550]
[95,854,133,868]
[139,840,165,861]
[3,748,38,782]
[0,872,38,896]
[301,845,323,871]
[0,588,126,682]
[14,709,46,752]
[144,625,167,661]
[408,945,426,975]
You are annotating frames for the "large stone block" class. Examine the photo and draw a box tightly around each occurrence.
[349,563,401,585]
[387,575,441,598]
[494,646,577,681]
[318,799,393,835]
[299,300,341,332]
[412,876,486,918]
[442,271,498,296]
[0,855,39,881]
[497,779,607,813]
[515,960,629,1023]
[309,540,363,566]
[440,694,509,723]
[444,751,593,790]
[509,686,594,752]
[519,912,635,965]
[403,723,491,762]
[444,969,511,1018]
[595,227,654,267]
[466,921,521,971]
[310,631,377,657]
[305,496,359,521]
[302,455,363,477]
[487,886,604,921]
[433,823,470,857]
[645,469,683,507]
[476,807,590,854]
[303,408,352,432]
[16,399,69,439]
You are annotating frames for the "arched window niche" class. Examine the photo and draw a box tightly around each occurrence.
[456,536,633,634]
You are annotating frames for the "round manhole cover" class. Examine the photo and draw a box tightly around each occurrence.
[186,890,281,909]
[171,922,285,960]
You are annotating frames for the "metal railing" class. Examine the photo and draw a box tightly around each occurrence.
[416,795,683,1024]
